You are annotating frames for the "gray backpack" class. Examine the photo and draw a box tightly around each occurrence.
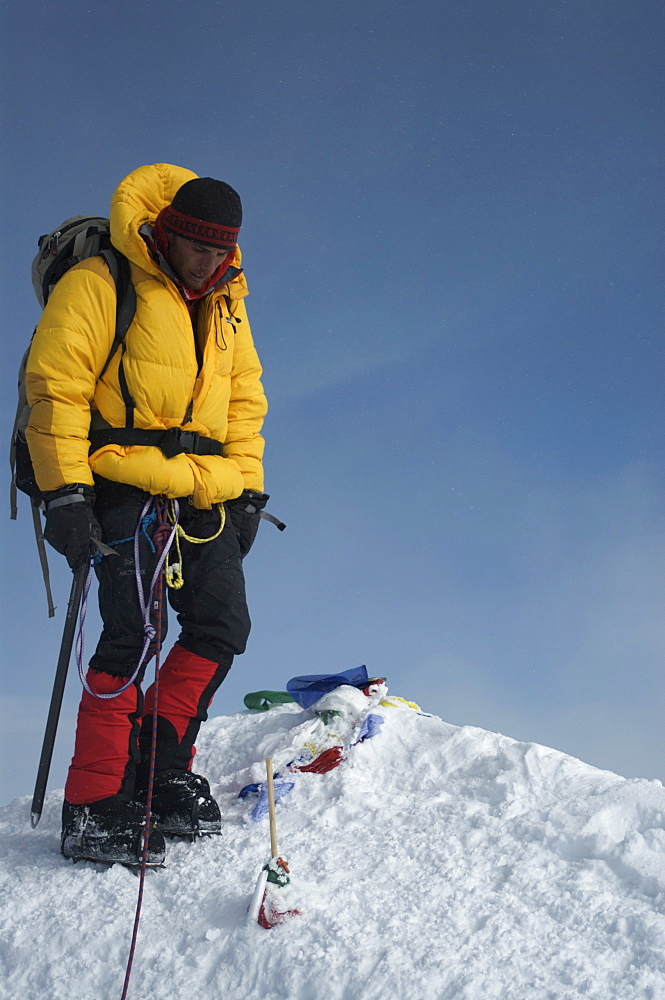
[10,216,135,614]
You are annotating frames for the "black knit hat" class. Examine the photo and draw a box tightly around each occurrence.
[162,177,242,248]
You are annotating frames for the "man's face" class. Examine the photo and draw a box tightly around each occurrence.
[167,234,232,290]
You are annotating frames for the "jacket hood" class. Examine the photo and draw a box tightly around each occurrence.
[110,163,247,298]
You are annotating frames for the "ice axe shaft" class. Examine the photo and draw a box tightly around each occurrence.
[30,562,87,827]
[266,756,279,858]
[247,757,292,927]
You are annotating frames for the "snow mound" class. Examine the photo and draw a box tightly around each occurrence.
[1,693,664,1000]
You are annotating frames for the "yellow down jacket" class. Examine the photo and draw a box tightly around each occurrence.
[25,163,267,507]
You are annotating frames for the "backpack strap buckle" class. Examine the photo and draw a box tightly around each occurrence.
[157,428,187,458]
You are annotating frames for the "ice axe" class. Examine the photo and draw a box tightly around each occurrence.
[30,540,118,828]
[247,757,300,928]
[30,562,87,827]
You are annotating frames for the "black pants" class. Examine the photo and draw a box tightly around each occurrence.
[63,481,257,802]
[90,481,252,678]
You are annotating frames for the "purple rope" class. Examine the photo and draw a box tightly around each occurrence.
[76,498,179,700]
[120,501,170,1000]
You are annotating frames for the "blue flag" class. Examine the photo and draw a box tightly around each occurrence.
[286,665,369,709]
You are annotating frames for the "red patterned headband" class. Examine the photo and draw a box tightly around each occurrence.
[162,205,240,248]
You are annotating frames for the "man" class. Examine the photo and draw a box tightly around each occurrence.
[25,163,268,866]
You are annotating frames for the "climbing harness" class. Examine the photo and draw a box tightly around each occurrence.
[77,494,281,690]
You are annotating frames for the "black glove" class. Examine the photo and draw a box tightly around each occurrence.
[226,490,269,558]
[43,485,101,571]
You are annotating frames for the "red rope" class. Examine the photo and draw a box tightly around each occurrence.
[120,500,171,1000]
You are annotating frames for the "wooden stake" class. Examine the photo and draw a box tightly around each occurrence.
[266,757,278,859]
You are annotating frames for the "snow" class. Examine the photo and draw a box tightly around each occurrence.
[1,685,664,1000]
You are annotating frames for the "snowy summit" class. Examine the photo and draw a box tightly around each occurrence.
[1,680,664,1000]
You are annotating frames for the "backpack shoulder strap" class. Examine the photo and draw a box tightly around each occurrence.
[98,247,136,378]
[97,247,136,428]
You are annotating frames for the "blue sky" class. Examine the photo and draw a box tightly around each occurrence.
[1,0,663,803]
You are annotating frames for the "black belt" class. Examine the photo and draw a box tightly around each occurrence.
[89,427,224,459]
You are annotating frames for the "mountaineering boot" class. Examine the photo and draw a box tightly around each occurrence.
[144,770,222,837]
[61,798,166,866]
